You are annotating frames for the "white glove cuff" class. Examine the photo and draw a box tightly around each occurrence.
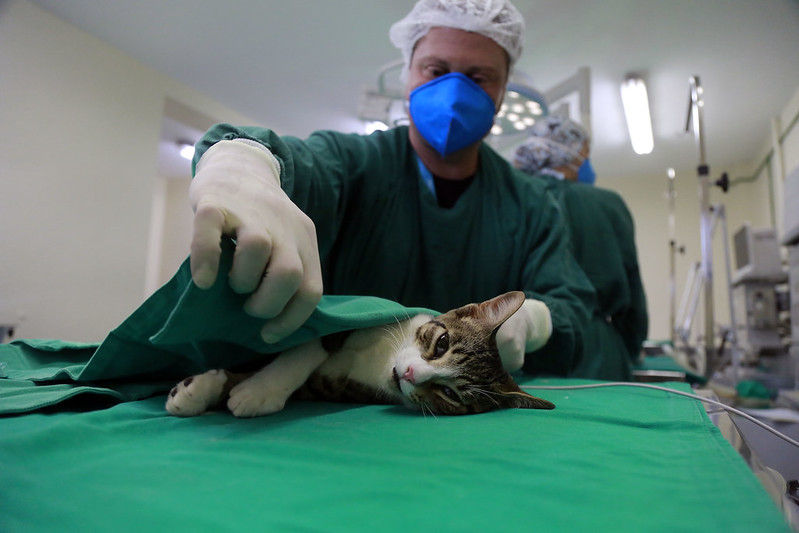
[196,139,281,187]
[521,299,553,352]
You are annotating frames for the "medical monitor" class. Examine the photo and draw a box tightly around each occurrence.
[732,223,784,284]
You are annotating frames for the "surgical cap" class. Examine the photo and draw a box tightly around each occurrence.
[389,0,525,75]
[514,116,590,175]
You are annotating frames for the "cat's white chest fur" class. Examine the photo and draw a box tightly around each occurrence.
[315,314,434,398]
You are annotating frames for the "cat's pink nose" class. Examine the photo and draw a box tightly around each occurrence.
[402,366,416,384]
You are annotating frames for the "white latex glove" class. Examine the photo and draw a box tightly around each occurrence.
[189,140,323,343]
[495,299,553,372]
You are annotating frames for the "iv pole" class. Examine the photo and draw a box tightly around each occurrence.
[686,75,716,378]
[667,168,678,346]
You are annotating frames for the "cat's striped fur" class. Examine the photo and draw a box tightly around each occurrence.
[166,291,554,417]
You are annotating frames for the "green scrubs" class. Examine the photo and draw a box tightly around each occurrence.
[540,176,649,380]
[194,125,596,376]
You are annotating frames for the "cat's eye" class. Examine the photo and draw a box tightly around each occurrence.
[433,332,449,358]
[441,386,458,401]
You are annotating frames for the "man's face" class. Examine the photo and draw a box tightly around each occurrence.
[406,26,509,108]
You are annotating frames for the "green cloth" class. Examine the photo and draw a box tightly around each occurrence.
[0,239,435,414]
[737,379,776,399]
[635,355,707,384]
[195,124,597,376]
[541,177,649,380]
[0,240,789,532]
[0,378,790,532]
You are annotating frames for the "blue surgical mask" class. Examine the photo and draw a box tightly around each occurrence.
[577,158,596,185]
[409,72,496,157]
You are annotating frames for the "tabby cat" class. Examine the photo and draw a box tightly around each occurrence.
[165,291,555,417]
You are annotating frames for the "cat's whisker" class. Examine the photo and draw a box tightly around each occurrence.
[466,386,501,408]
[423,401,438,420]
[415,398,428,419]
[380,322,405,353]
[415,397,436,419]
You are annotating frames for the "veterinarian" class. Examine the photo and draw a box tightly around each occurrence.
[187,0,596,377]
[514,116,649,380]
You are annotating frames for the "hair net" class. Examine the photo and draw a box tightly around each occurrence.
[513,116,590,175]
[389,0,525,75]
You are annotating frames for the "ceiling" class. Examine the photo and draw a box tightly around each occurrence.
[28,0,799,180]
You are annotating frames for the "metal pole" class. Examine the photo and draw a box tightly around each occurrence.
[683,261,704,346]
[676,261,702,350]
[667,168,677,345]
[689,75,715,378]
[715,204,742,383]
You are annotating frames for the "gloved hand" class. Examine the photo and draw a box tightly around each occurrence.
[189,140,323,343]
[495,298,552,372]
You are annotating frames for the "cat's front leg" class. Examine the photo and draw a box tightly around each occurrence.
[166,369,230,416]
[228,339,329,417]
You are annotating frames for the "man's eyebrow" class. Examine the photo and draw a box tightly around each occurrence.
[465,65,501,74]
[416,55,498,72]
[414,53,448,65]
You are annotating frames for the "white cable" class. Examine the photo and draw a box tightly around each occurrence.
[521,382,799,450]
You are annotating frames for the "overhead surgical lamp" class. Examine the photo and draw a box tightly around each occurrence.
[177,141,195,161]
[364,121,389,134]
[492,82,548,136]
[620,76,654,155]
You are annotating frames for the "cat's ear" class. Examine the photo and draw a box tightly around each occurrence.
[493,377,555,410]
[476,291,526,330]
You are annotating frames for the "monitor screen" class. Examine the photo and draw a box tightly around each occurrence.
[733,225,750,271]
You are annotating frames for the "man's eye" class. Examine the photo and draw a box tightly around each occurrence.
[434,332,449,358]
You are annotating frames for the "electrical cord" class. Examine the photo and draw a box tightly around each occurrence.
[520,381,799,450]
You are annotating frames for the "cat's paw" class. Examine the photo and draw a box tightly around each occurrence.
[165,369,228,416]
[227,379,288,418]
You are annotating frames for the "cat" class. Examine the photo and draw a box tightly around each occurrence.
[165,290,555,417]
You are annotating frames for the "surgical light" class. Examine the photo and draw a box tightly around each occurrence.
[365,121,389,134]
[620,76,654,155]
[178,142,195,161]
[492,82,548,139]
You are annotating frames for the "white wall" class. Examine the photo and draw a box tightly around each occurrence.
[0,1,253,341]
[158,177,193,287]
[604,85,799,341]
[1,0,796,346]
[779,88,799,175]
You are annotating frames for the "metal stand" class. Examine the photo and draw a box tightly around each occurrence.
[674,204,743,378]
[666,168,682,346]
[686,76,716,378]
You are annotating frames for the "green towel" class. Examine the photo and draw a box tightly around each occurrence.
[0,239,436,414]
[0,380,791,533]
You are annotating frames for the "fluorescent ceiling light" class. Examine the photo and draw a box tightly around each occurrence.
[620,77,654,155]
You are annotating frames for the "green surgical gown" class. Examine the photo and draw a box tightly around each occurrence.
[540,176,649,380]
[194,125,596,376]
